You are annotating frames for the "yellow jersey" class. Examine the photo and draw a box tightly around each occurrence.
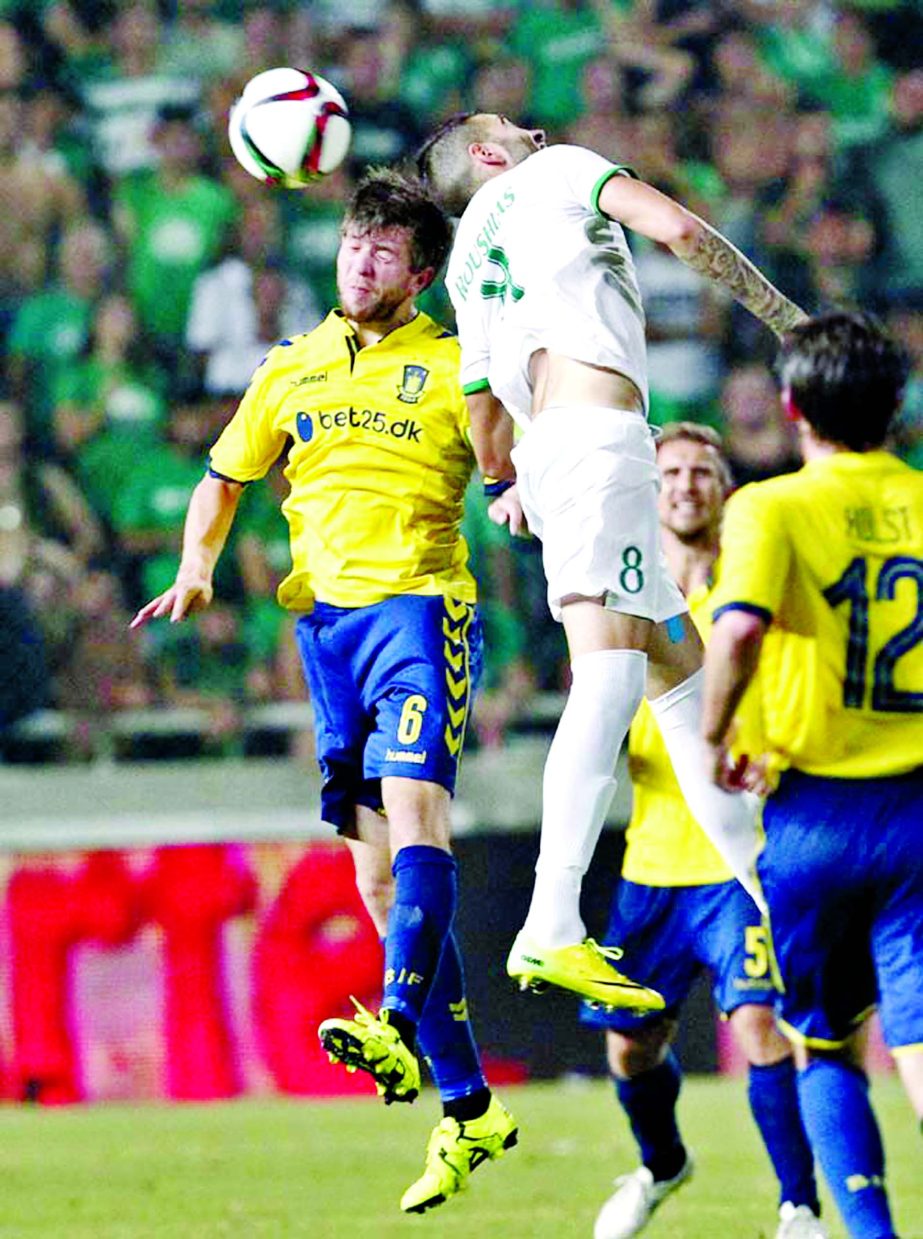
[623,578,775,887]
[209,310,477,611]
[711,451,923,779]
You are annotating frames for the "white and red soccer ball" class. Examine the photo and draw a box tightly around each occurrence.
[228,67,351,189]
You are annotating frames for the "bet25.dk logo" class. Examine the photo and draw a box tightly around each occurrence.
[296,408,422,442]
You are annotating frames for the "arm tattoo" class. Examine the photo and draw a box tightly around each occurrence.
[680,220,807,337]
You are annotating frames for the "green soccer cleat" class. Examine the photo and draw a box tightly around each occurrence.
[318,997,421,1104]
[506,933,665,1012]
[400,1094,519,1214]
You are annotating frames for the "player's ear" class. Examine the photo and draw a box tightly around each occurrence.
[468,141,509,169]
[781,386,804,423]
[409,266,435,296]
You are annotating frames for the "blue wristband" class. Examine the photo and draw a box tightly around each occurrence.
[483,478,514,499]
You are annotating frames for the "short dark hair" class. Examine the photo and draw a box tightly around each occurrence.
[775,311,911,450]
[415,112,490,216]
[343,166,452,282]
[415,113,475,176]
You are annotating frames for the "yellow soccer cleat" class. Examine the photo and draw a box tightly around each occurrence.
[506,933,665,1013]
[400,1094,519,1214]
[318,997,421,1104]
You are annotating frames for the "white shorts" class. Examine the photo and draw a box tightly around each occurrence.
[511,406,688,625]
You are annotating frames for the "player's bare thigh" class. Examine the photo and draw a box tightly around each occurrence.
[561,597,651,659]
[529,349,645,416]
[646,612,704,698]
[560,603,703,698]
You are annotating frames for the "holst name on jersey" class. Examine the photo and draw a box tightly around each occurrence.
[845,505,914,544]
[453,188,516,303]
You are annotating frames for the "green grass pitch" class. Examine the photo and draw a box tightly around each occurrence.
[0,1075,917,1238]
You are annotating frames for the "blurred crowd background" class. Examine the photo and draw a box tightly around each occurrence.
[1,0,921,761]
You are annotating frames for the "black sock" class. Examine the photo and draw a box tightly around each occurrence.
[647,1145,688,1184]
[443,1086,491,1123]
[385,1008,417,1053]
[615,1054,687,1183]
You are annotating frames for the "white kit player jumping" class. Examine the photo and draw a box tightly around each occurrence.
[417,114,806,1009]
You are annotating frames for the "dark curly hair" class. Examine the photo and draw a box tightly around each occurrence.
[343,167,452,284]
[776,311,911,450]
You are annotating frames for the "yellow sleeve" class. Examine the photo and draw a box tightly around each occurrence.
[208,350,289,483]
[712,483,792,622]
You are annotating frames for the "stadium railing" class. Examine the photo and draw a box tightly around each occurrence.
[2,693,569,763]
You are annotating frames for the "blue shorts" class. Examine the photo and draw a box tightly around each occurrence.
[760,769,923,1051]
[295,595,482,834]
[580,876,775,1033]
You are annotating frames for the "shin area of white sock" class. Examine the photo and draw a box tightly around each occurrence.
[523,648,647,948]
[647,668,765,910]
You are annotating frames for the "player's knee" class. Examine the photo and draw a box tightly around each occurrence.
[730,1003,792,1066]
[894,1049,923,1122]
[796,1033,865,1075]
[382,778,452,852]
[606,1026,669,1079]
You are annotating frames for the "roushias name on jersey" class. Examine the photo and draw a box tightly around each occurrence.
[453,188,517,304]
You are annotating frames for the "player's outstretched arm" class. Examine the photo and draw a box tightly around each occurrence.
[598,176,807,339]
[130,474,244,628]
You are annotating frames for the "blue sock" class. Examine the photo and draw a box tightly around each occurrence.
[797,1059,896,1239]
[615,1051,687,1182]
[417,929,488,1103]
[383,845,457,1030]
[748,1059,819,1211]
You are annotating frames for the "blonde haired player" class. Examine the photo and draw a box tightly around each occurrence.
[417,113,806,1004]
[586,424,825,1239]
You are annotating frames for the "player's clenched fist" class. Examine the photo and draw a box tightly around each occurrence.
[488,485,527,537]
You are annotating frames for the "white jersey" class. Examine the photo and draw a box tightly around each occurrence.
[446,144,649,429]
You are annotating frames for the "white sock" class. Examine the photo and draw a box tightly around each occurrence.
[523,649,647,947]
[648,668,765,910]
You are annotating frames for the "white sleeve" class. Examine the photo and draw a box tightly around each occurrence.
[540,144,635,215]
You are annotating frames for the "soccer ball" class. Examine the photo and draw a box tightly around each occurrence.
[228,67,351,188]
